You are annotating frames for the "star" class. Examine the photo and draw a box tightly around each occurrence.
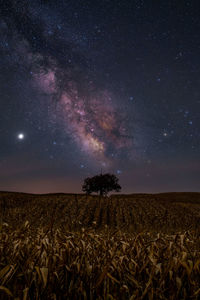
[17,133,25,140]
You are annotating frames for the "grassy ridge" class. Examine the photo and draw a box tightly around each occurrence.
[0,192,200,299]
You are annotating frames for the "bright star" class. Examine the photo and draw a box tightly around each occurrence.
[17,133,25,140]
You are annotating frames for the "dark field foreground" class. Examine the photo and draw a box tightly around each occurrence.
[0,192,200,299]
[1,192,200,232]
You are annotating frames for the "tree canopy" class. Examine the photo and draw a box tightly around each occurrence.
[82,173,121,196]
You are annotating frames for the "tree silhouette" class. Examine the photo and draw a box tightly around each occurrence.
[82,173,121,196]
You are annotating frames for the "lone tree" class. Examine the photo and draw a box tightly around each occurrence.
[82,173,121,196]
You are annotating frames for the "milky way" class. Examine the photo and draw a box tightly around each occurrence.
[0,0,199,193]
[1,0,133,166]
[34,66,132,164]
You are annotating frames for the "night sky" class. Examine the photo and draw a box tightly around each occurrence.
[0,0,199,193]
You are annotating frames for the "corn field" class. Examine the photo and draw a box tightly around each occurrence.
[0,192,200,299]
